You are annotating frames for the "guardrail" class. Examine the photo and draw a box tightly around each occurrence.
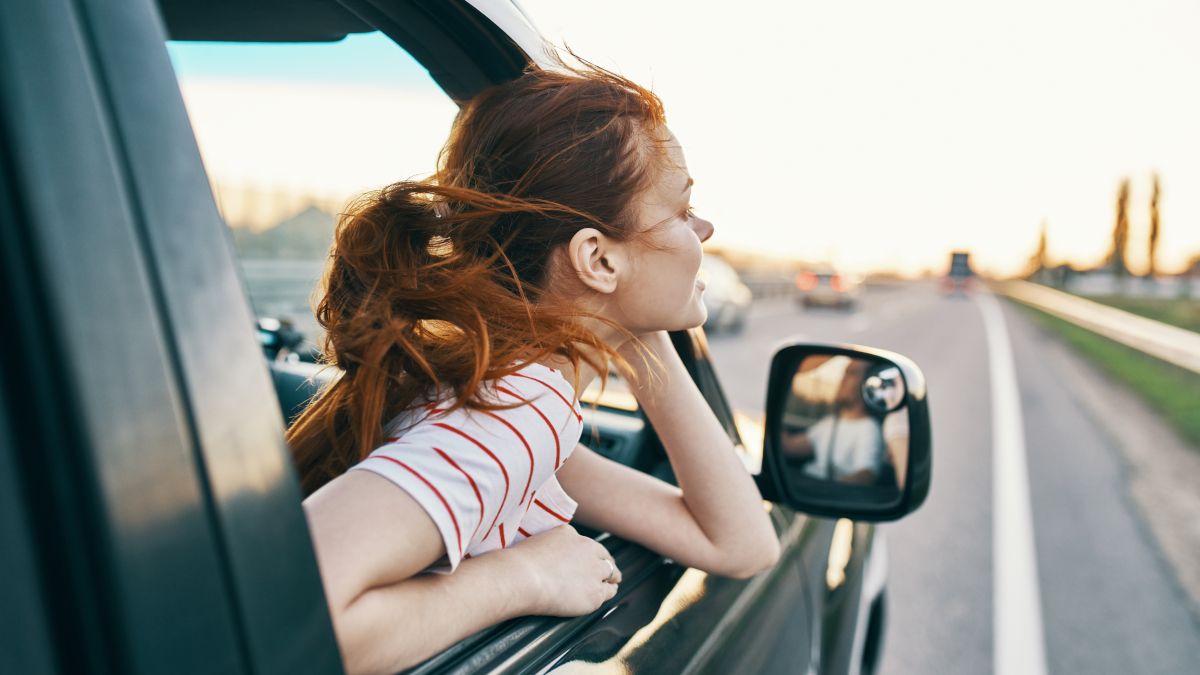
[999,280,1200,375]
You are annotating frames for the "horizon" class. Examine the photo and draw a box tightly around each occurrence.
[229,197,1190,281]
[169,1,1200,278]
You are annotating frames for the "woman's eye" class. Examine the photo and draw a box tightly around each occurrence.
[681,206,695,220]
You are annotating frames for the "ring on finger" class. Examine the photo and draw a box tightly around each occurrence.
[603,558,617,584]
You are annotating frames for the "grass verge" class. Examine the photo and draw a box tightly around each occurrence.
[1013,301,1200,450]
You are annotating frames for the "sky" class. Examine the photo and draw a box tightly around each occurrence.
[169,0,1200,277]
[168,35,459,220]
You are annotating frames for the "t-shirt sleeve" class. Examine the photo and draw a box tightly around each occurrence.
[802,416,834,478]
[349,420,508,573]
[845,421,885,474]
[347,366,581,573]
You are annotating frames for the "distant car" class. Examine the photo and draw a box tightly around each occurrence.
[700,254,753,333]
[941,251,976,295]
[796,266,863,310]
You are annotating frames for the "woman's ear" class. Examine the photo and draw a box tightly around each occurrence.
[566,227,621,294]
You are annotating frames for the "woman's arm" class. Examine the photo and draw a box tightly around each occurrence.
[305,471,619,675]
[559,331,780,579]
[305,470,519,674]
[336,544,533,674]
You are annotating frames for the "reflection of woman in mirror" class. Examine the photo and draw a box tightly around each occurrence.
[781,359,885,485]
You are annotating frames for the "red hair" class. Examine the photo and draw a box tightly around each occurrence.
[287,61,668,496]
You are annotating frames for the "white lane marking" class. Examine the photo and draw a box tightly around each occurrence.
[976,291,1049,675]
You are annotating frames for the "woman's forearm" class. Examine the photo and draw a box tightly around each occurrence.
[335,550,533,675]
[623,332,780,574]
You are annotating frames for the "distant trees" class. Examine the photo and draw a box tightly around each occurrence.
[1148,173,1161,278]
[1026,218,1049,280]
[1027,219,1073,288]
[1106,178,1131,278]
[1100,173,1166,281]
[1034,219,1049,272]
[1033,173,1174,289]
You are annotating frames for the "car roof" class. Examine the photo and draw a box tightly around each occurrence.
[158,0,553,102]
[160,0,371,42]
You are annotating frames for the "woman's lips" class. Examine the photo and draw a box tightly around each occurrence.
[696,278,706,291]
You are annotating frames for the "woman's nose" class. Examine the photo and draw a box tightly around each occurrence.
[694,216,714,243]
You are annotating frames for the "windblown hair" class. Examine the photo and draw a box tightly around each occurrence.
[287,61,668,496]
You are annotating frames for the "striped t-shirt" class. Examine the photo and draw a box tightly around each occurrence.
[350,362,584,574]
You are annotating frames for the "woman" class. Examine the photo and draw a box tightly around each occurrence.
[797,359,886,485]
[291,60,780,674]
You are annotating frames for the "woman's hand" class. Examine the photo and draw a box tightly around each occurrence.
[616,330,676,395]
[618,329,673,360]
[505,524,621,616]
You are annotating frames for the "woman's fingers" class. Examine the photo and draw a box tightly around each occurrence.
[599,556,622,584]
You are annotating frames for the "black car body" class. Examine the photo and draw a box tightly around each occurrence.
[700,253,753,333]
[0,1,929,673]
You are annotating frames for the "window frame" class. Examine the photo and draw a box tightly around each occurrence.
[2,0,343,671]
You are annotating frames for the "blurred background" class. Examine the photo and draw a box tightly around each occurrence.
[167,1,1200,672]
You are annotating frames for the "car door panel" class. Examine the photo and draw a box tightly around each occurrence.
[0,1,246,672]
[819,522,877,675]
[0,360,59,674]
[692,515,828,675]
[74,0,343,672]
[504,509,824,674]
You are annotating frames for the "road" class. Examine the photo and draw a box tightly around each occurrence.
[704,282,1200,675]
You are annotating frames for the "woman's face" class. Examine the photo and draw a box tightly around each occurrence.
[610,129,715,333]
[835,360,869,412]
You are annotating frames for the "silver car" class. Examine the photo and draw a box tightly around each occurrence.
[796,265,864,310]
[700,254,753,332]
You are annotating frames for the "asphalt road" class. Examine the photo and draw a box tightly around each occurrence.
[704,282,1200,675]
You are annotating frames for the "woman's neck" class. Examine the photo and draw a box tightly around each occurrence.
[536,315,630,400]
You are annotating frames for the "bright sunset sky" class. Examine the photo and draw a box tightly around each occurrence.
[170,0,1200,277]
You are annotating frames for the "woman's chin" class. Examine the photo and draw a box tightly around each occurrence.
[678,305,709,331]
[625,296,709,334]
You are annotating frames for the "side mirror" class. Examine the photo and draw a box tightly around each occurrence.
[760,343,931,521]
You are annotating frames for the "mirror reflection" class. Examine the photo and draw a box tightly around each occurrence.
[778,355,908,502]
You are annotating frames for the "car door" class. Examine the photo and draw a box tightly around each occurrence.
[3,0,846,673]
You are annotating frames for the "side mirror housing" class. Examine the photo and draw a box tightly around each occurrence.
[759,342,932,522]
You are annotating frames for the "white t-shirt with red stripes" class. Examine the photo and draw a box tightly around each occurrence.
[350,362,584,574]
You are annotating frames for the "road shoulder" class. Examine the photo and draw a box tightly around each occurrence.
[1016,301,1200,616]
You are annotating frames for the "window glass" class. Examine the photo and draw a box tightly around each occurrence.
[166,34,459,352]
[167,34,649,420]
